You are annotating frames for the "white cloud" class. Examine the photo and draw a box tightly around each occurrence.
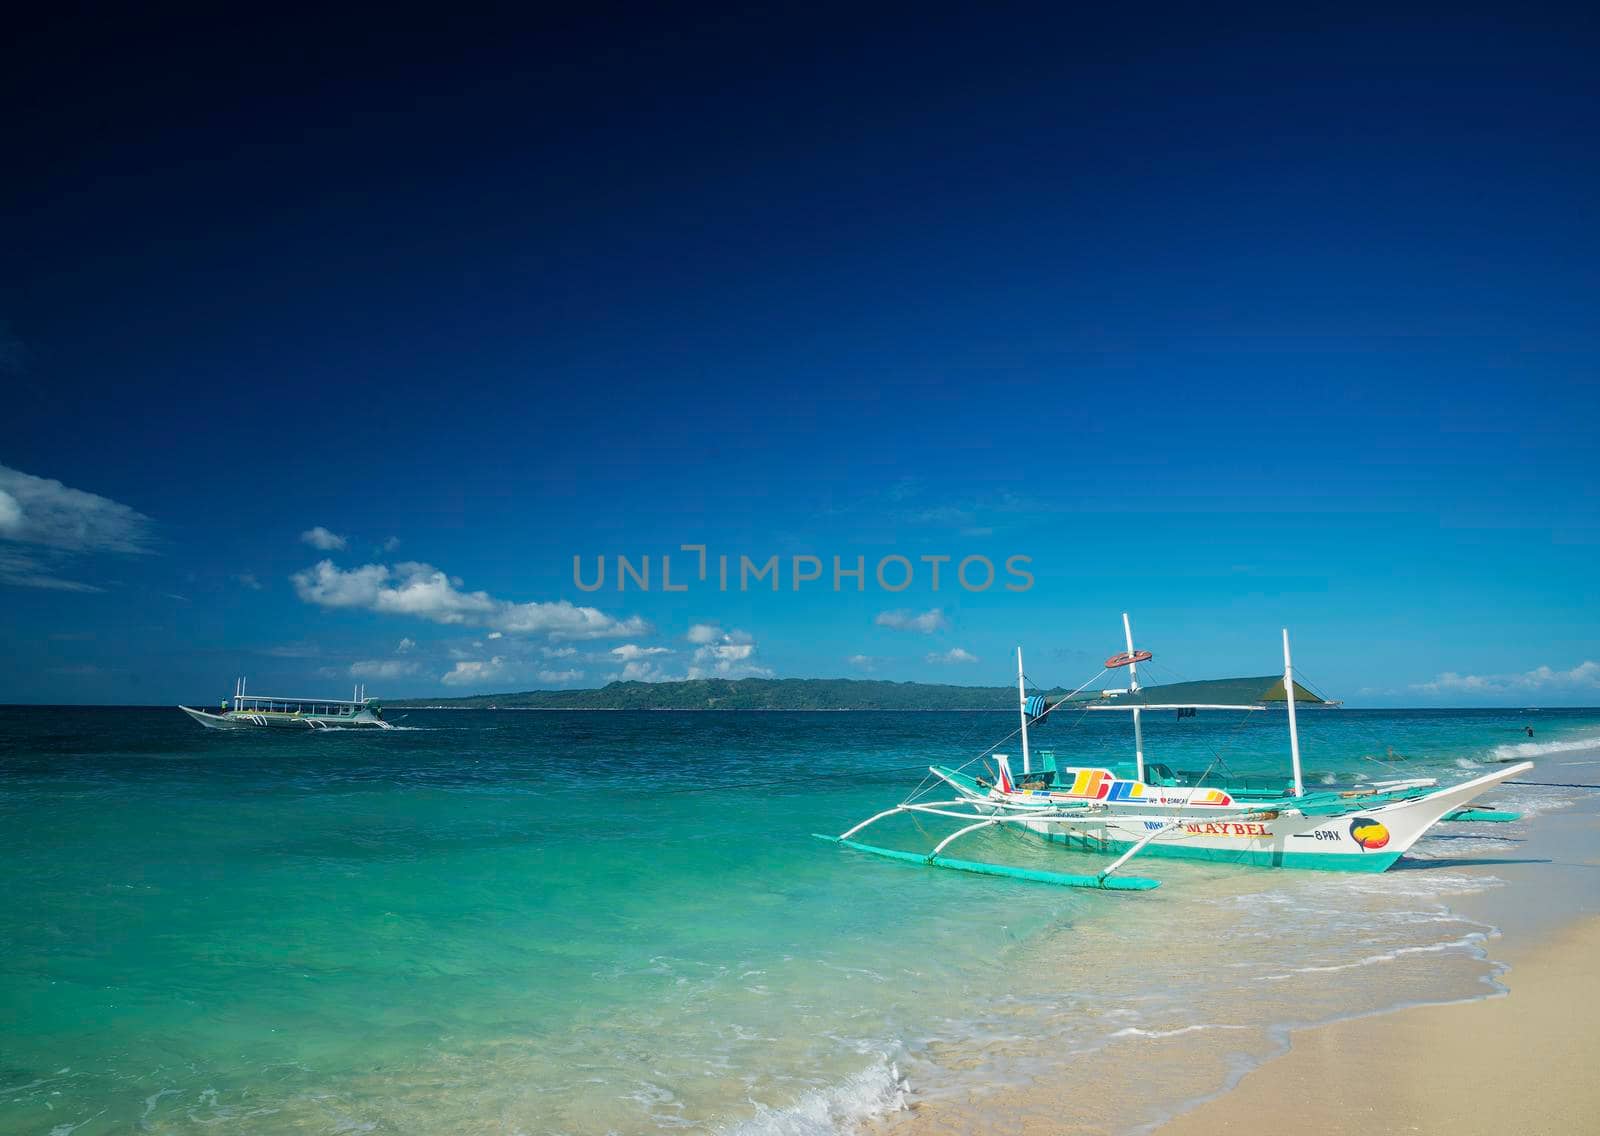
[1522,662,1600,687]
[292,560,389,609]
[349,659,422,679]
[613,659,674,682]
[441,657,507,686]
[690,624,751,646]
[539,668,585,684]
[291,558,651,640]
[396,637,416,653]
[375,563,498,622]
[0,465,155,553]
[486,631,503,640]
[0,465,154,590]
[604,634,772,681]
[541,645,577,659]
[0,549,105,592]
[382,536,402,552]
[876,608,949,634]
[235,572,263,590]
[0,491,21,532]
[301,526,348,551]
[600,627,773,682]
[612,643,673,661]
[686,624,772,679]
[847,654,878,671]
[495,599,651,639]
[1411,661,1600,694]
[927,647,979,664]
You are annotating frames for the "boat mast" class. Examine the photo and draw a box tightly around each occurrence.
[1123,612,1145,783]
[1016,645,1031,775]
[1283,628,1304,797]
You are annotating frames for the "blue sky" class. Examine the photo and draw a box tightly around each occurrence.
[2,5,1596,705]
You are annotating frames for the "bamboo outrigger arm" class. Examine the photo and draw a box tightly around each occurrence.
[820,792,1314,892]
[816,802,1165,891]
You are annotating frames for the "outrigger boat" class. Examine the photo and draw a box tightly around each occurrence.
[179,678,394,730]
[820,618,1533,890]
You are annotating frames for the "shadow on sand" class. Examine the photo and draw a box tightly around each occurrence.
[1394,856,1552,870]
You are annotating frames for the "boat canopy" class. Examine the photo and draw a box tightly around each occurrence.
[236,694,370,708]
[1068,675,1328,712]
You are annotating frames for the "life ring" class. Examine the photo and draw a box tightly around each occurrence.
[1105,649,1153,669]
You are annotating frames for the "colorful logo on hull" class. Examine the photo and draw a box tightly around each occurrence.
[1349,817,1390,850]
[1059,769,1231,807]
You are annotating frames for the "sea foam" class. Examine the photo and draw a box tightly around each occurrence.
[718,1057,907,1136]
[1490,732,1600,762]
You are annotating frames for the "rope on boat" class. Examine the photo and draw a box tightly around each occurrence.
[1291,660,1424,782]
[897,667,1110,808]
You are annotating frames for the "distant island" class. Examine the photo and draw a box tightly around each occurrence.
[388,677,1071,711]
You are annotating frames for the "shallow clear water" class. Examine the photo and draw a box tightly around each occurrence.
[1,706,1596,1135]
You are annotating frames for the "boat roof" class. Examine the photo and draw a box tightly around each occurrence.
[236,694,372,706]
[1068,675,1328,711]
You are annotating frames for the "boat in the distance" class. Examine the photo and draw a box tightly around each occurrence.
[821,617,1532,890]
[180,678,394,730]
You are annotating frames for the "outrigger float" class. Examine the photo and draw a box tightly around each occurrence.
[820,617,1533,890]
[180,678,394,730]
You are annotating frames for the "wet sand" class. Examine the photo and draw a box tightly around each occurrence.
[1154,914,1600,1136]
[881,915,1600,1136]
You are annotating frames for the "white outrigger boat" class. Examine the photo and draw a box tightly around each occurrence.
[180,678,394,730]
[820,619,1533,890]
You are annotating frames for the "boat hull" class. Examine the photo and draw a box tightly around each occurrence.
[1038,827,1402,872]
[178,706,392,730]
[1014,761,1531,872]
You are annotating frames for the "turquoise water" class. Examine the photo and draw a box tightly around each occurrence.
[2,706,1598,1135]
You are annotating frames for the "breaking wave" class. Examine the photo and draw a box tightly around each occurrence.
[1490,731,1600,762]
[717,1057,907,1136]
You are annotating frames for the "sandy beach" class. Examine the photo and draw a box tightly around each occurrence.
[880,914,1600,1136]
[876,775,1600,1136]
[1157,914,1600,1136]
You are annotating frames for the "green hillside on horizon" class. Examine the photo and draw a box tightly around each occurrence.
[388,677,1069,711]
